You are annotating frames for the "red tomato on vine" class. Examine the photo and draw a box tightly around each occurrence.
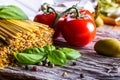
[62,15,96,46]
[61,7,96,46]
[34,4,96,47]
[34,12,56,27]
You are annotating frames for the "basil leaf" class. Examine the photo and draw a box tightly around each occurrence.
[0,5,28,20]
[48,50,66,66]
[43,45,55,53]
[58,48,81,60]
[0,6,5,10]
[14,52,44,64]
[22,47,45,55]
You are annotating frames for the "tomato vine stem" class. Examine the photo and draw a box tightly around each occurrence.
[41,3,81,28]
[52,6,81,28]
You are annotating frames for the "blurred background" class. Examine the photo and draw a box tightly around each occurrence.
[0,0,96,18]
[0,0,42,18]
[0,0,120,31]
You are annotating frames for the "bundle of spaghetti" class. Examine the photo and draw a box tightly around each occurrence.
[0,20,54,69]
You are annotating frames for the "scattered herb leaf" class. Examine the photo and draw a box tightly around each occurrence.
[58,48,81,60]
[22,47,45,55]
[43,45,55,54]
[48,50,66,66]
[14,52,44,64]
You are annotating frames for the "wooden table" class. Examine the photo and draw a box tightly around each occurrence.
[1,28,120,80]
[0,0,120,80]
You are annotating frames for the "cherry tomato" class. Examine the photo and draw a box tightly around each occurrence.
[34,12,56,27]
[34,12,65,39]
[62,15,96,47]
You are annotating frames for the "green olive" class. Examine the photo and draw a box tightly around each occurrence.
[94,38,120,57]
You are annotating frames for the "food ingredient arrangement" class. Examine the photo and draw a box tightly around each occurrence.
[14,45,81,66]
[0,1,120,77]
[0,19,54,69]
[0,4,82,69]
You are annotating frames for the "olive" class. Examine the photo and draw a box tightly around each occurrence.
[94,38,120,57]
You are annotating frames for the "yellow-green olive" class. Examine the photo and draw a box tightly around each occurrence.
[94,38,120,57]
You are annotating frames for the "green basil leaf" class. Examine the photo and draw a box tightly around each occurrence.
[22,47,45,55]
[0,6,5,10]
[14,52,22,63]
[0,5,28,20]
[58,48,81,60]
[14,52,44,64]
[43,45,55,53]
[48,50,66,66]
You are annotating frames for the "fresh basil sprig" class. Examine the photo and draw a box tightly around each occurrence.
[14,45,81,66]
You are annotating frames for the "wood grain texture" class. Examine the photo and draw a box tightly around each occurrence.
[0,29,120,80]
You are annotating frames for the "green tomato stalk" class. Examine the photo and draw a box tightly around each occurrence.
[52,6,82,28]
[41,3,83,28]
